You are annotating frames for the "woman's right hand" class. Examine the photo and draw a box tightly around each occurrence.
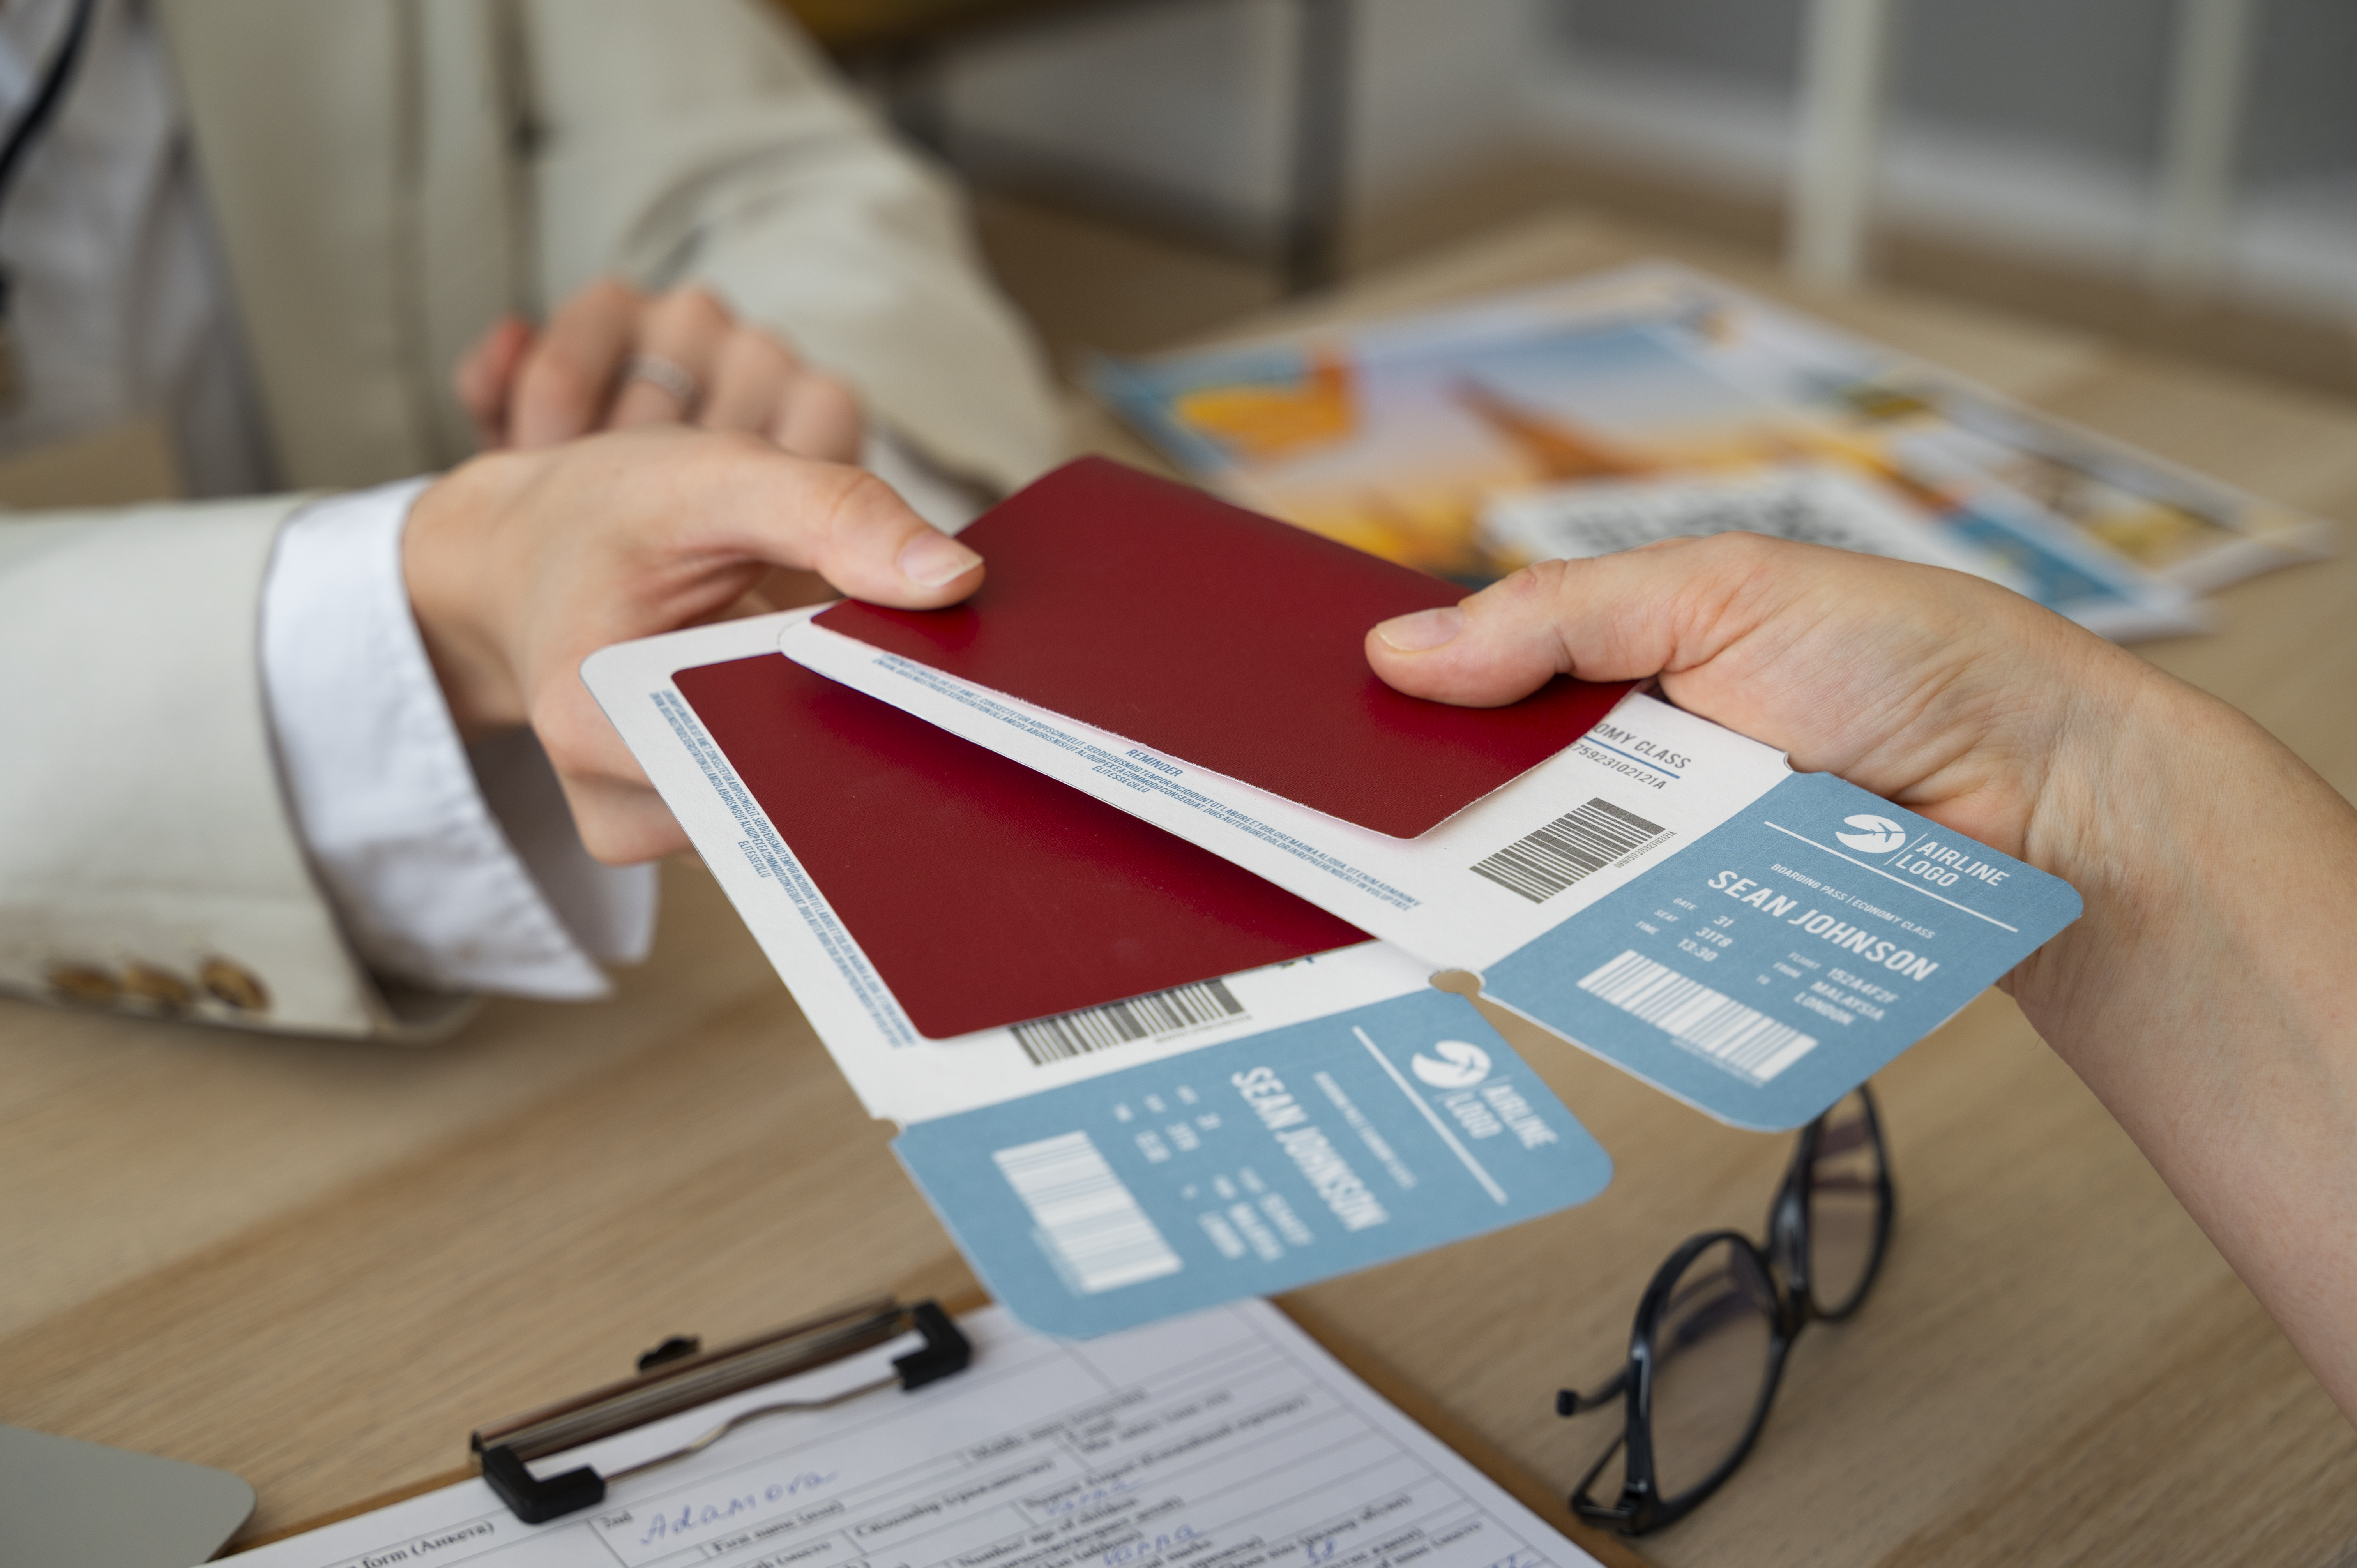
[1367,535,2357,1421]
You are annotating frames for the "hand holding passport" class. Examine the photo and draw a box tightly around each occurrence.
[811,457,1634,838]
[588,457,2078,1336]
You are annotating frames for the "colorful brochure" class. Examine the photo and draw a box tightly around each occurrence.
[1092,261,2329,639]
[583,612,1611,1336]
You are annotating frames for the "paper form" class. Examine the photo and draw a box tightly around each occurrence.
[228,1301,1601,1568]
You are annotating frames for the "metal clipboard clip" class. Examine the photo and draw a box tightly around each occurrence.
[470,1296,970,1524]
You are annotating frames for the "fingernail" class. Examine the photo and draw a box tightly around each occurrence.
[899,532,982,589]
[1375,606,1463,652]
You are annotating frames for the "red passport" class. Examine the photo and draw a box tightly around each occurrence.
[816,458,1632,838]
[673,651,1366,1040]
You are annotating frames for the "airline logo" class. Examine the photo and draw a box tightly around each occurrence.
[1835,814,1910,854]
[1412,1039,1491,1089]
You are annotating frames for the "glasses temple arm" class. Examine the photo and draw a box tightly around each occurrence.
[1556,1365,1630,1416]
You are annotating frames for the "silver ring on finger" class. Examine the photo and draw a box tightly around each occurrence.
[624,352,701,417]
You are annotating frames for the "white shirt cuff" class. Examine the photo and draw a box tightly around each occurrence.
[259,479,656,1000]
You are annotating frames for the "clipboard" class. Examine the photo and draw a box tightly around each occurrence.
[226,1297,1654,1568]
[469,1296,969,1523]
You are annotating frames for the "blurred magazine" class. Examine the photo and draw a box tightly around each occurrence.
[1481,461,2030,588]
[1090,262,2332,642]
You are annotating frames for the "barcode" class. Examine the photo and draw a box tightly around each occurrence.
[1577,950,1818,1083]
[1470,798,1667,903]
[993,1132,1184,1294]
[1012,977,1245,1066]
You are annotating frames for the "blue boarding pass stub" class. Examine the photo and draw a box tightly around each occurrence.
[893,988,1611,1338]
[1480,770,2083,1131]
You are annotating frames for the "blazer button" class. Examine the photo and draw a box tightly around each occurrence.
[124,963,197,1013]
[47,964,122,1006]
[200,959,270,1013]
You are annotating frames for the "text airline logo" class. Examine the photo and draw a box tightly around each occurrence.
[1835,814,1910,854]
[1412,1040,1491,1089]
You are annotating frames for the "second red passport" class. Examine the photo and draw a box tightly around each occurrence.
[673,652,1366,1040]
[816,458,1631,839]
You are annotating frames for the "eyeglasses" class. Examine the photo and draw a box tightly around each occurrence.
[1557,1085,1893,1536]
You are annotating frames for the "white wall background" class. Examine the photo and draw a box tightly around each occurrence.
[944,0,1300,229]
[941,0,1542,233]
[929,0,2355,320]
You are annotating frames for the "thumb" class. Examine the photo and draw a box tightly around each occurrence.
[1365,536,1798,706]
[710,451,985,609]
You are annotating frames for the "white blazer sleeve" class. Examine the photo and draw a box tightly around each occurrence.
[260,481,655,998]
[0,498,464,1037]
[519,0,1072,496]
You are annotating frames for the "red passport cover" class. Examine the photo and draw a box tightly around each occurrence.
[815,458,1633,838]
[673,651,1366,1041]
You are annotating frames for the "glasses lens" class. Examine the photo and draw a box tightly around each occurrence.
[1645,1237,1777,1503]
[1807,1088,1887,1316]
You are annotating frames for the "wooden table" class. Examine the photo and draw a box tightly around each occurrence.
[5,210,2354,1568]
